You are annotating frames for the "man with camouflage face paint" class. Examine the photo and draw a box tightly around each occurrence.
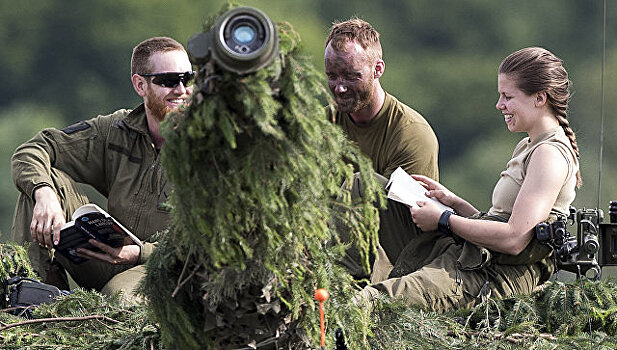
[324,18,439,181]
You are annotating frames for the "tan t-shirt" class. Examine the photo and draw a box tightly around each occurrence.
[327,93,439,180]
[488,127,578,220]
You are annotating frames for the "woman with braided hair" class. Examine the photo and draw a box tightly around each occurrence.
[357,47,580,312]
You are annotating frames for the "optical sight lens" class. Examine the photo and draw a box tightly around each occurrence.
[187,6,279,74]
[233,26,255,44]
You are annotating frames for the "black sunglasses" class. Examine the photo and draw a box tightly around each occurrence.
[139,71,195,88]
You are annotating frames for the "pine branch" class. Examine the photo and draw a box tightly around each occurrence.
[496,331,557,342]
[0,306,33,314]
[171,261,202,298]
[0,314,120,332]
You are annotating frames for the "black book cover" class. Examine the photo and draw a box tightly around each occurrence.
[53,205,140,264]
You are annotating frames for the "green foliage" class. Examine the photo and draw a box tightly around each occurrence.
[0,242,160,349]
[2,0,617,250]
[446,280,617,349]
[4,241,617,349]
[141,8,384,349]
[4,1,617,348]
[535,280,617,336]
[0,242,37,284]
[0,289,163,349]
[362,280,617,349]
[368,296,467,349]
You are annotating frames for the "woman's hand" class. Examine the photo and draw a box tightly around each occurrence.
[411,175,458,207]
[411,174,479,217]
[409,200,443,232]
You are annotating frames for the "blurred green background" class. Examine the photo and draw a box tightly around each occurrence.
[1,0,615,247]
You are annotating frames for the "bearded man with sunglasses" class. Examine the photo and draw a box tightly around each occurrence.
[10,36,193,303]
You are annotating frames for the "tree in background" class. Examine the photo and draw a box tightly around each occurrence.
[0,104,65,240]
[1,0,616,239]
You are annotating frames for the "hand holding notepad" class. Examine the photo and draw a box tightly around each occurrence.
[386,167,453,212]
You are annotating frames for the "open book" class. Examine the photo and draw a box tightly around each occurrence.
[53,204,143,264]
[386,167,453,212]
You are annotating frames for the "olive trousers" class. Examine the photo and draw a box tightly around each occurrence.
[342,173,549,313]
[11,168,144,304]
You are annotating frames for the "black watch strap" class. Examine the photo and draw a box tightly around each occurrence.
[438,210,454,235]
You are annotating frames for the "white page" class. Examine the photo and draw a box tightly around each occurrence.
[71,203,143,247]
[386,167,453,212]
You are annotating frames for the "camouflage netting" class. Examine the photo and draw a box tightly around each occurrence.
[140,4,385,349]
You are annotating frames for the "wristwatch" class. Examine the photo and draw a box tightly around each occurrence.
[438,210,454,235]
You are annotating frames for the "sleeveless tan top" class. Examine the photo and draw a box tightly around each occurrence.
[487,127,578,221]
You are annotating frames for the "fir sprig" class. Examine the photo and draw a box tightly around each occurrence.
[0,287,161,349]
[5,241,617,348]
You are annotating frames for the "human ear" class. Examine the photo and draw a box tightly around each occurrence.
[132,74,148,97]
[374,59,385,78]
[535,91,547,107]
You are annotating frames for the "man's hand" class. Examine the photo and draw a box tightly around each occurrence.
[31,185,65,248]
[77,240,140,265]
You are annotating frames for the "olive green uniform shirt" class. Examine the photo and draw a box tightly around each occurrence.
[327,92,439,180]
[12,104,169,263]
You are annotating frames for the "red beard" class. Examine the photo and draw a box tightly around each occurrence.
[145,88,172,122]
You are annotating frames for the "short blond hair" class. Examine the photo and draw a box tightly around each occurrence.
[325,18,382,62]
[131,36,186,75]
